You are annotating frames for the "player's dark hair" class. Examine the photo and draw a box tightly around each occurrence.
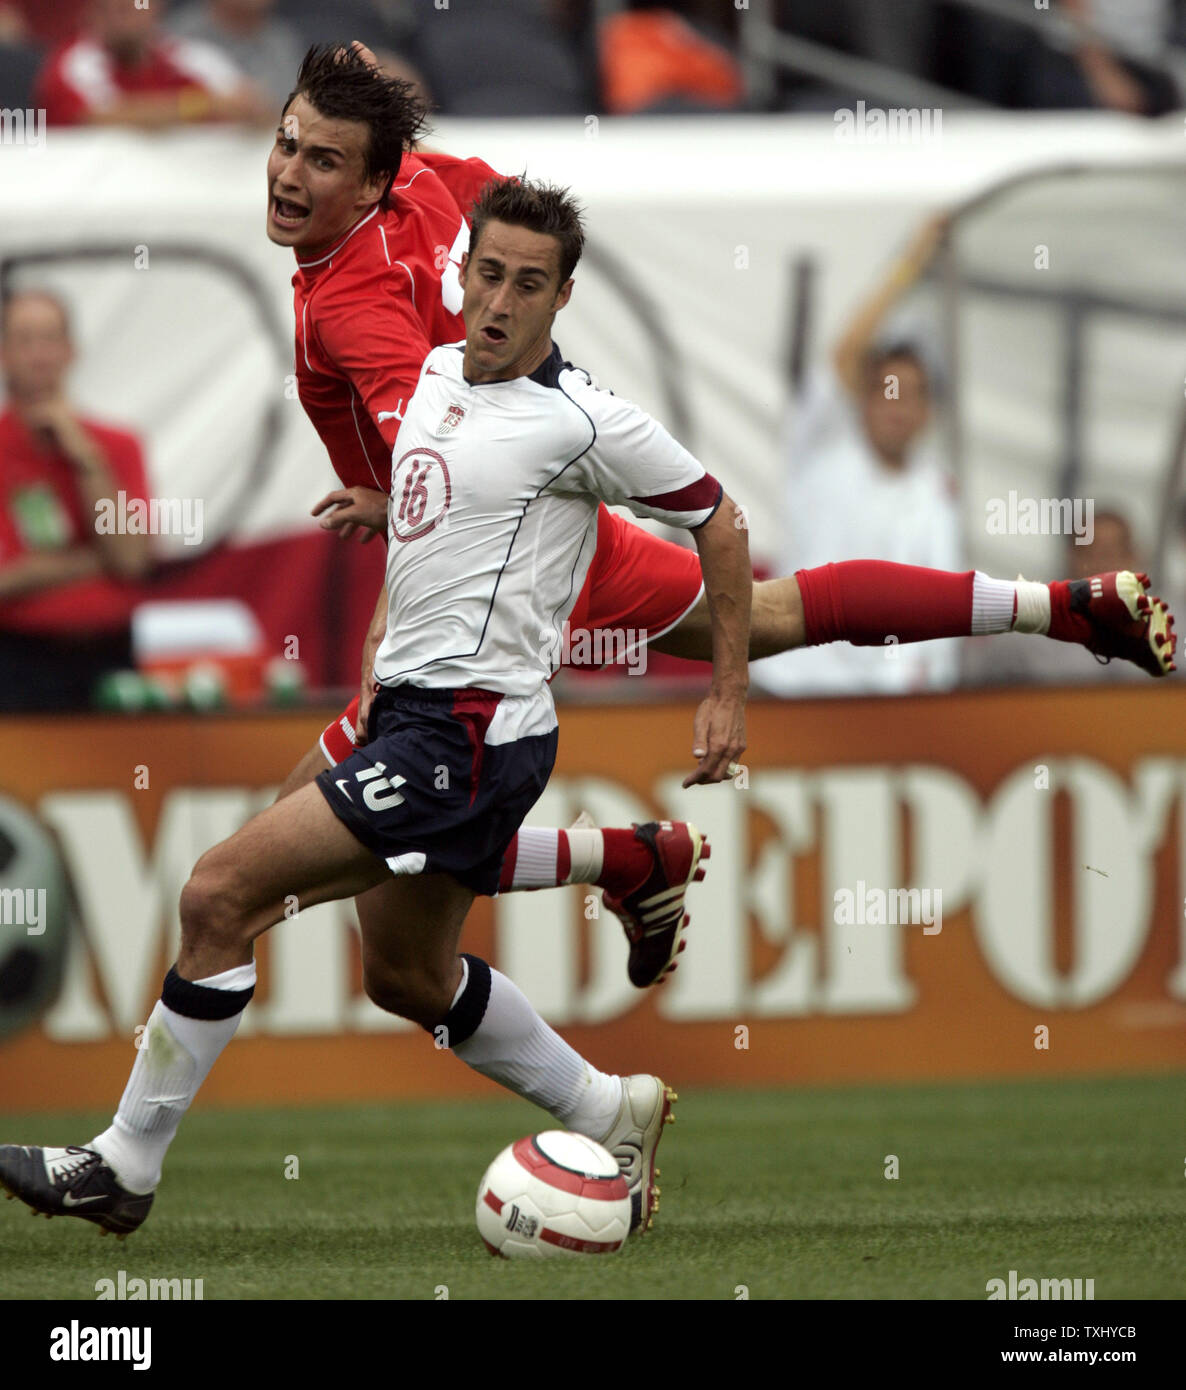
[283,44,430,209]
[468,177,586,285]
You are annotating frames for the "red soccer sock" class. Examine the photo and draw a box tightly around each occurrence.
[1045,579,1083,643]
[496,827,652,895]
[796,561,978,647]
[592,828,654,898]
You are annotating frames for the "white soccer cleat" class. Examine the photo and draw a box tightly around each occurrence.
[593,1073,676,1235]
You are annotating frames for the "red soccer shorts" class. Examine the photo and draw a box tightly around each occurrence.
[319,506,704,765]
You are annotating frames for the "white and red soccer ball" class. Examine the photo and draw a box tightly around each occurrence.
[476,1131,631,1258]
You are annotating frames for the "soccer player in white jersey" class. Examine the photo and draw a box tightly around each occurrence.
[0,177,751,1240]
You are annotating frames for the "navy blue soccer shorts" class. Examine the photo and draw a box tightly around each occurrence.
[314,683,557,897]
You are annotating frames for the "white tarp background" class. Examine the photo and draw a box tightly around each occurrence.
[1,113,1182,574]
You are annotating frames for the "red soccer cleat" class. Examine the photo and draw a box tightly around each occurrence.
[601,821,709,988]
[1049,570,1177,677]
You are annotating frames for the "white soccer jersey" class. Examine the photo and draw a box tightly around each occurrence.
[372,342,722,709]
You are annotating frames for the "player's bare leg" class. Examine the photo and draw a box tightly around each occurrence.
[177,781,388,977]
[354,875,472,1027]
[354,875,670,1230]
[651,576,803,660]
[277,740,332,800]
[0,784,388,1236]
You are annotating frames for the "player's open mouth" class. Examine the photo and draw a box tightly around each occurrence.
[272,197,309,228]
[481,326,506,343]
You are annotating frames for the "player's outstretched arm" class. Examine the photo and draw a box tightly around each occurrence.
[684,491,751,788]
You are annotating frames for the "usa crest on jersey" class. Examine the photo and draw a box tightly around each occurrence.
[435,403,466,437]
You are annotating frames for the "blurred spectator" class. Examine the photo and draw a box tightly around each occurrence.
[0,0,88,47]
[35,0,272,128]
[1055,0,1181,115]
[774,0,937,112]
[409,0,593,116]
[281,0,415,51]
[0,3,39,111]
[938,0,1181,116]
[962,510,1147,686]
[167,0,304,107]
[755,215,963,696]
[599,3,744,114]
[0,291,153,712]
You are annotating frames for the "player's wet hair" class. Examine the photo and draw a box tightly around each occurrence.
[283,44,430,209]
[468,178,586,286]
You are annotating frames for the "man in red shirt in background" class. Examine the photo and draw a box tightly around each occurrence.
[35,0,271,128]
[0,290,153,710]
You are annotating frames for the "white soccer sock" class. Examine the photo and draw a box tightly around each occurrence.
[507,828,559,887]
[450,962,622,1136]
[970,572,1052,635]
[508,827,604,888]
[970,572,1015,634]
[90,962,256,1194]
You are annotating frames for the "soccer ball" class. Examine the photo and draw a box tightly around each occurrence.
[476,1131,631,1258]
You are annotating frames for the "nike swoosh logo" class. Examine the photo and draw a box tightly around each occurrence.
[335,778,353,801]
[62,1192,105,1207]
[425,367,442,377]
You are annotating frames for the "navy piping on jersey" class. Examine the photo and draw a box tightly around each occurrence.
[682,477,724,530]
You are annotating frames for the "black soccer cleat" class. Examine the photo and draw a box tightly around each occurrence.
[0,1145,154,1238]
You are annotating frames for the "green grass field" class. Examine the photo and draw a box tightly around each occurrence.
[2,1073,1184,1300]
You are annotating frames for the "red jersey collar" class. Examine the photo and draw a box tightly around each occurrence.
[293,205,381,274]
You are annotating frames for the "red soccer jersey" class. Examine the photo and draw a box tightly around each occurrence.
[291,149,500,493]
[35,33,242,126]
[0,409,151,635]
